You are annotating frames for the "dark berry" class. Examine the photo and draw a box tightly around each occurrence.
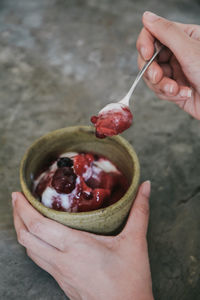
[82,191,93,200]
[93,154,99,161]
[52,196,65,211]
[57,157,73,168]
[52,167,77,194]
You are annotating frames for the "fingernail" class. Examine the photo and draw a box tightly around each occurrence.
[141,181,151,198]
[143,11,159,22]
[12,192,17,206]
[164,84,174,94]
[141,46,147,59]
[180,88,192,98]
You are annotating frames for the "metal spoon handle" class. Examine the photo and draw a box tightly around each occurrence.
[120,41,164,106]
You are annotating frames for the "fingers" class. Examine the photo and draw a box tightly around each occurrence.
[152,76,179,96]
[13,204,59,263]
[122,181,151,238]
[157,47,172,63]
[170,55,189,86]
[142,11,194,61]
[179,23,200,41]
[138,54,179,96]
[136,27,155,60]
[143,75,193,101]
[136,27,172,63]
[138,49,194,101]
[137,54,163,84]
[12,192,81,252]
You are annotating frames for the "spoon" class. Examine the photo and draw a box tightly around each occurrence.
[91,41,164,138]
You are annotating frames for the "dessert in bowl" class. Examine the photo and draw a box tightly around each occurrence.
[33,152,129,213]
[20,126,140,234]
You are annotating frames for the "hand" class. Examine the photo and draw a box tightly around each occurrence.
[137,11,200,120]
[12,181,153,300]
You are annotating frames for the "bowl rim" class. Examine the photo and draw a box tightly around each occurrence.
[20,125,140,217]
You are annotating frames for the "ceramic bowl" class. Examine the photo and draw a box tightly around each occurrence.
[20,126,140,234]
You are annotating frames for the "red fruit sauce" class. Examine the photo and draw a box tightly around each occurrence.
[33,152,129,213]
[91,104,133,138]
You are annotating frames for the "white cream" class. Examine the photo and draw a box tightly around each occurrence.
[41,186,72,210]
[41,187,55,208]
[60,152,78,158]
[35,152,120,212]
[94,159,119,173]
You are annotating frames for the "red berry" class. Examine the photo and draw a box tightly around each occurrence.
[77,188,110,212]
[90,115,98,124]
[73,153,94,176]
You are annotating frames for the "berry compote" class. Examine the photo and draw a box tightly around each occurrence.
[33,152,129,212]
[91,103,133,138]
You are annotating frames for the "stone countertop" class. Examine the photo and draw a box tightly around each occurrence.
[1,0,200,299]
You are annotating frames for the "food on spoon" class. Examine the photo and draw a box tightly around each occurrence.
[91,103,133,138]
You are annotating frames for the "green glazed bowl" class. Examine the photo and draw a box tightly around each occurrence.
[20,126,140,234]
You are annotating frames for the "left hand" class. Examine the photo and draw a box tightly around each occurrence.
[12,181,154,300]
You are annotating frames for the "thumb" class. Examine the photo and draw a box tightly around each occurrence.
[122,181,151,238]
[142,11,191,60]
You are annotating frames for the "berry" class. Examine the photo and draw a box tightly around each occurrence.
[90,115,98,124]
[52,196,65,211]
[82,191,93,200]
[57,157,73,168]
[77,188,110,212]
[52,167,77,194]
[73,153,94,176]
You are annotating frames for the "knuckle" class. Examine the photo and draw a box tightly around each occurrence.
[137,55,141,68]
[18,229,27,246]
[59,239,68,252]
[116,233,127,247]
[137,55,144,70]
[162,20,175,32]
[136,38,141,51]
[105,236,120,251]
[136,30,143,51]
[28,219,41,235]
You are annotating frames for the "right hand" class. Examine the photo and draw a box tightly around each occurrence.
[137,11,200,120]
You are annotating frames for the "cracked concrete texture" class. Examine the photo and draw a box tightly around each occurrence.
[1,0,200,299]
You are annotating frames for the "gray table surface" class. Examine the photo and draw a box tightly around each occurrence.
[1,0,200,299]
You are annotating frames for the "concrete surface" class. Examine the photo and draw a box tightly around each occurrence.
[1,0,200,299]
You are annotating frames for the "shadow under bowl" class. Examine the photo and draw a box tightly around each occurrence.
[20,126,140,234]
